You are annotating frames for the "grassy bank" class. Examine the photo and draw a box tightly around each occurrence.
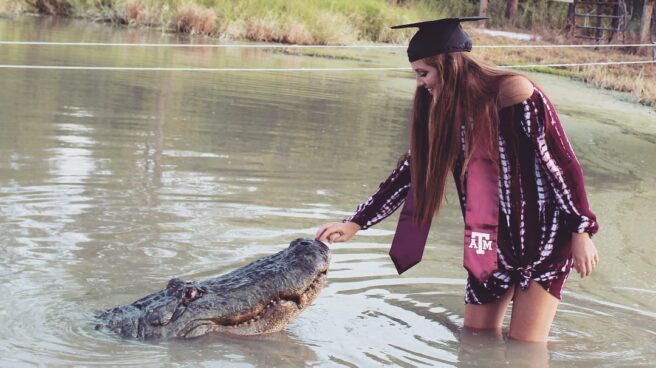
[0,0,654,107]
[470,30,656,108]
[1,0,439,44]
[0,0,579,44]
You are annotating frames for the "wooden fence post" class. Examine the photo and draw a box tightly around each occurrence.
[640,0,655,55]
[506,0,519,24]
[479,0,489,19]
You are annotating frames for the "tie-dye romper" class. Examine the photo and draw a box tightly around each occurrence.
[343,86,599,304]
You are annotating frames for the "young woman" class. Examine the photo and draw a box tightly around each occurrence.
[315,17,599,342]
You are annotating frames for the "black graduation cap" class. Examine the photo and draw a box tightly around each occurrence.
[391,17,488,62]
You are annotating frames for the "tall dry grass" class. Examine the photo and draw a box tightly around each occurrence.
[122,0,162,26]
[471,29,656,107]
[170,3,216,35]
[0,0,26,13]
[7,0,433,43]
[25,0,72,15]
[243,16,285,43]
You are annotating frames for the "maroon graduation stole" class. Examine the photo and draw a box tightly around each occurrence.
[390,131,499,282]
[462,131,499,282]
[389,188,431,274]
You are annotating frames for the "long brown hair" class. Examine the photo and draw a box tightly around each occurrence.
[410,52,520,225]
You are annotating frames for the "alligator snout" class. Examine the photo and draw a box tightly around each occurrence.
[95,238,330,340]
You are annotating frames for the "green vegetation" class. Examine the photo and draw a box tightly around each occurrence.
[2,1,652,45]
[1,0,654,107]
[0,1,591,44]
[2,0,436,44]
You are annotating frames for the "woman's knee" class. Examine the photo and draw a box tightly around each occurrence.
[463,287,514,329]
[508,281,559,342]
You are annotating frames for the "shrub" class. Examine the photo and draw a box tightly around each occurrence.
[170,3,217,35]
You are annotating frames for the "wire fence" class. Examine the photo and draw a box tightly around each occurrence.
[0,60,653,72]
[0,40,654,72]
[0,41,654,48]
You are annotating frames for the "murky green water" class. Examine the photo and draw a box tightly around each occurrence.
[0,16,654,368]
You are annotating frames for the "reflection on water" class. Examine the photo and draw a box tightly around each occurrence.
[0,16,655,368]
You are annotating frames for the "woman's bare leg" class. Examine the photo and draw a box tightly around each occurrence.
[505,339,550,368]
[463,286,514,330]
[508,280,559,342]
[458,326,506,363]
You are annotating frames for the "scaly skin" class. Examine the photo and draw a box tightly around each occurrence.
[95,238,330,340]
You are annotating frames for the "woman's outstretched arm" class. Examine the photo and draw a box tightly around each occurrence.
[316,152,411,243]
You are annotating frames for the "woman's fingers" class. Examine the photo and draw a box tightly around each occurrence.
[315,223,345,242]
[315,224,330,240]
[316,223,337,240]
[571,233,599,278]
[574,259,585,277]
[589,253,600,276]
[588,259,595,276]
[574,256,599,278]
[316,221,359,243]
[328,231,345,243]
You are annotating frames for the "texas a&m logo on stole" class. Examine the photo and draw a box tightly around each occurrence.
[469,231,493,255]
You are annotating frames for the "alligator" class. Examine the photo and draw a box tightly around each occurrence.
[95,238,330,340]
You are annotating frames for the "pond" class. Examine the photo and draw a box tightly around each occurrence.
[0,15,654,368]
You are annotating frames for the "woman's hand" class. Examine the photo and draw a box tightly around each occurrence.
[315,221,361,243]
[571,232,599,278]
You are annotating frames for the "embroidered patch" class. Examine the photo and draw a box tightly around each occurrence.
[469,232,493,255]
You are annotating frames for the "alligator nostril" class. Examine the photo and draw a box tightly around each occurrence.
[166,278,185,290]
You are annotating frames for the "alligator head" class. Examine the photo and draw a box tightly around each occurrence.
[95,238,330,340]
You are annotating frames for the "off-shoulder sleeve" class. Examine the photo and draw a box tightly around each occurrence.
[521,88,599,236]
[343,152,411,230]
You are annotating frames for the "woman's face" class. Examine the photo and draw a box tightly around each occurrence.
[411,59,439,95]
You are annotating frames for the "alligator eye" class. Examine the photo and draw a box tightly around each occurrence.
[184,287,203,300]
